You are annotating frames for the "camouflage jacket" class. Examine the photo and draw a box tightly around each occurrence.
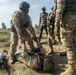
[10,10,35,37]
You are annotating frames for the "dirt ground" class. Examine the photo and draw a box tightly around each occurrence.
[0,37,69,75]
[0,30,75,75]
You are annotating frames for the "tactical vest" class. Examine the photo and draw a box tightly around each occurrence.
[10,20,17,33]
[65,0,76,12]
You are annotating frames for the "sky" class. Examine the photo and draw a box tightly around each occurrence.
[0,0,54,28]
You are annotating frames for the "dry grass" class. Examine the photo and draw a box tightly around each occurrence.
[0,29,10,47]
[0,28,74,75]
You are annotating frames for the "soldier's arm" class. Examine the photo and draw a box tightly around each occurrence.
[55,0,66,26]
[27,17,36,37]
[54,0,66,35]
[28,22,37,41]
[12,12,22,37]
[28,24,36,36]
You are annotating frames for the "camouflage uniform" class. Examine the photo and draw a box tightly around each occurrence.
[16,47,54,71]
[10,10,36,61]
[47,11,55,43]
[55,0,76,75]
[47,12,55,53]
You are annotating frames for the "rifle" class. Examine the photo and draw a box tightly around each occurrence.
[0,53,10,75]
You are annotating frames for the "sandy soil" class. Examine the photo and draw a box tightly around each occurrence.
[0,36,69,75]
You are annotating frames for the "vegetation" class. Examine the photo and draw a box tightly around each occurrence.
[0,38,6,42]
[3,42,10,47]
[2,22,6,29]
[0,29,10,47]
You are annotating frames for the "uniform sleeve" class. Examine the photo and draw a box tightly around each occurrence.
[12,12,22,37]
[27,16,36,37]
[55,0,66,26]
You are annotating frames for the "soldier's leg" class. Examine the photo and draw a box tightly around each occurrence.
[48,26,54,54]
[44,26,48,35]
[48,36,54,54]
[23,31,34,49]
[57,25,62,44]
[51,25,56,44]
[39,26,44,42]
[9,32,18,63]
[60,21,75,75]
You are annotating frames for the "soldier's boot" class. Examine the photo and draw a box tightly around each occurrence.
[49,46,54,54]
[48,44,54,55]
[61,64,75,75]
[60,50,75,75]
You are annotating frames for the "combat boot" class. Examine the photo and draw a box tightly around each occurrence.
[60,64,75,75]
[60,50,75,75]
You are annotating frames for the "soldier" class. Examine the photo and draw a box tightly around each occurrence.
[54,0,76,75]
[47,6,55,54]
[47,6,61,45]
[39,7,48,42]
[47,6,55,42]
[9,1,37,64]
[15,47,54,72]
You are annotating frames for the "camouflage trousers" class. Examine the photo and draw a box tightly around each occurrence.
[10,31,34,57]
[47,26,54,46]
[48,25,55,40]
[48,24,61,45]
[61,20,76,64]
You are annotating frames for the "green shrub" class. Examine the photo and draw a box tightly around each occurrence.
[3,42,11,47]
[0,38,6,42]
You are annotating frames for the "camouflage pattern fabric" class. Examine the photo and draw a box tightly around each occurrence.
[55,0,76,75]
[11,10,35,37]
[10,10,36,62]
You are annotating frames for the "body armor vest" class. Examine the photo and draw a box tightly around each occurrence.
[65,0,76,12]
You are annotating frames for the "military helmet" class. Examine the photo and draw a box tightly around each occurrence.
[19,1,30,10]
[43,56,54,72]
[41,7,46,10]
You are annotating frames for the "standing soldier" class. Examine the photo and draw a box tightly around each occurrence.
[39,7,48,42]
[9,1,37,64]
[54,0,76,75]
[47,6,55,43]
[47,6,55,54]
